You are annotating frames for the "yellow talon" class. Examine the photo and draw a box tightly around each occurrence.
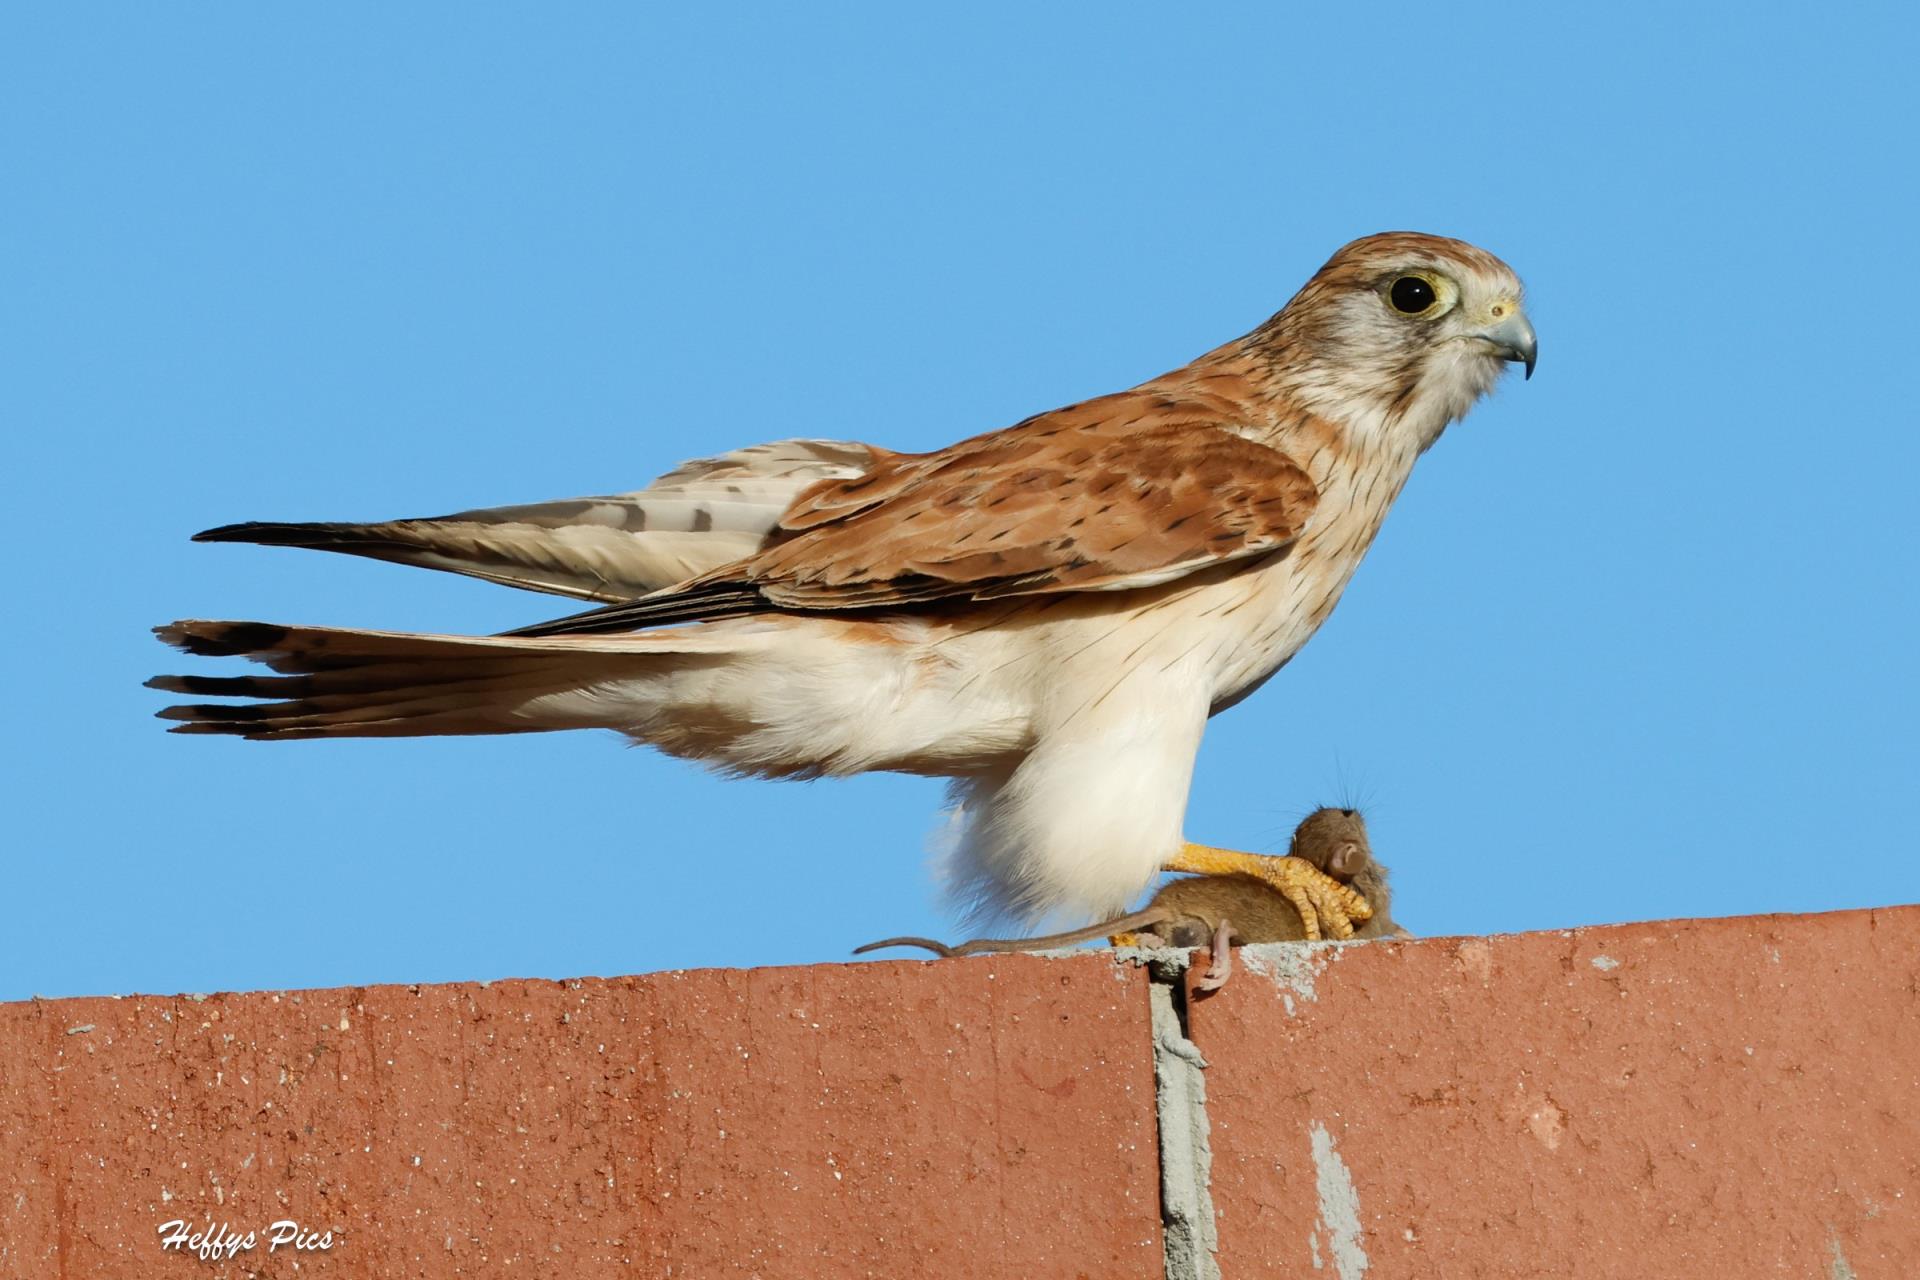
[1163,843,1371,940]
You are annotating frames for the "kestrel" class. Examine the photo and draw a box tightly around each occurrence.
[152,231,1535,939]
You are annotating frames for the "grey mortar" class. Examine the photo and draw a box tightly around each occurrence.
[1135,947,1221,1280]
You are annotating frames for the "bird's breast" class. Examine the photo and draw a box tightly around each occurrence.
[895,436,1423,737]
[1199,443,1419,707]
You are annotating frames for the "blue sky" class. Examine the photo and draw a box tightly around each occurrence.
[4,5,1914,1001]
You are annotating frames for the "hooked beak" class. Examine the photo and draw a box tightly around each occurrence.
[1479,307,1538,380]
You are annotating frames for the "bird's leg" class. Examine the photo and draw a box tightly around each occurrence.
[1165,844,1372,941]
[1195,917,1237,992]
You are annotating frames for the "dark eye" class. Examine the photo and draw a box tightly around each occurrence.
[1389,276,1436,314]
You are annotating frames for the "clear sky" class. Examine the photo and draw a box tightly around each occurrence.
[4,5,1915,1001]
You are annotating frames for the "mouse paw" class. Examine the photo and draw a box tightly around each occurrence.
[1194,917,1237,991]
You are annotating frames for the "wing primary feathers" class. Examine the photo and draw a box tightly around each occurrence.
[193,521,401,548]
[497,584,773,637]
[185,439,886,602]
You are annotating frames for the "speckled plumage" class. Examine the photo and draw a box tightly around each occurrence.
[154,231,1534,926]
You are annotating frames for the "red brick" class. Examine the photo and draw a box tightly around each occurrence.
[0,956,1163,1279]
[0,998,58,1279]
[1187,906,1920,1279]
[14,905,1915,1279]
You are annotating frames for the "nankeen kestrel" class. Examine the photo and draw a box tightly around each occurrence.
[153,231,1536,938]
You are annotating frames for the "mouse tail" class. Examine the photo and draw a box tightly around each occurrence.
[939,907,1171,956]
[851,936,960,958]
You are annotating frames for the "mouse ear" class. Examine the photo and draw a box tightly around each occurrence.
[1328,841,1363,877]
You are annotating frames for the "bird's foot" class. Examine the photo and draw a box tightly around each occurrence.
[1165,844,1372,940]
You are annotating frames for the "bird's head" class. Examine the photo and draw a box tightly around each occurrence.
[1257,231,1535,450]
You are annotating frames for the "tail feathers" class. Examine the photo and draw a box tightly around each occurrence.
[150,618,710,741]
[147,661,540,701]
[156,619,568,673]
[155,689,558,740]
[150,667,565,737]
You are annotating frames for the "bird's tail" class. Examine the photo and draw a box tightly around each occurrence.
[148,619,731,741]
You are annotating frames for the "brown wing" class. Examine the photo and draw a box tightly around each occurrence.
[503,395,1318,637]
[190,438,886,603]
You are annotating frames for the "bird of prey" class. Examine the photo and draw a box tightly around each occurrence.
[152,231,1535,938]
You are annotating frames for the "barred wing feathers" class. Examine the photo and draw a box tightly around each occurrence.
[508,400,1319,637]
[193,438,883,603]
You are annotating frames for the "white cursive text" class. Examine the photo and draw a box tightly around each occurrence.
[158,1218,334,1259]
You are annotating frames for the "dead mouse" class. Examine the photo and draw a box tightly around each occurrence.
[856,807,1408,988]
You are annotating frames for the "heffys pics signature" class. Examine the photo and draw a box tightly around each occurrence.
[157,1219,334,1261]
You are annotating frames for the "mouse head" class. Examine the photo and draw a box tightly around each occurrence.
[1290,806,1371,879]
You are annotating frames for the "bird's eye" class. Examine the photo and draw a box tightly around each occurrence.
[1388,276,1437,314]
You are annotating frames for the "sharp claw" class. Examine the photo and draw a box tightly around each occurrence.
[1280,885,1322,940]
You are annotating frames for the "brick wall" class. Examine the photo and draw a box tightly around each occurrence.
[3,905,1915,1278]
